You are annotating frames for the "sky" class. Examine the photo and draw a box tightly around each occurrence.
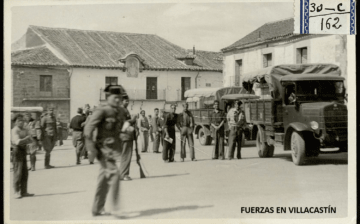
[11,2,293,51]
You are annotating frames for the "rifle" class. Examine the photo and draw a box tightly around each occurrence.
[134,130,146,178]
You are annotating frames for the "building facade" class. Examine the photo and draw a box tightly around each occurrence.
[12,25,223,120]
[221,18,347,88]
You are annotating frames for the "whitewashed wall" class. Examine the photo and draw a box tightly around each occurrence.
[70,68,222,118]
[223,35,343,87]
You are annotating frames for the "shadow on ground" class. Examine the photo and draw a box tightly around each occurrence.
[272,152,348,166]
[31,191,86,198]
[117,205,213,219]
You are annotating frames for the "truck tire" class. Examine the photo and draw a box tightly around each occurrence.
[199,128,211,146]
[256,131,268,158]
[290,131,306,165]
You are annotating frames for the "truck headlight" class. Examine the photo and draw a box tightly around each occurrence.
[310,121,319,130]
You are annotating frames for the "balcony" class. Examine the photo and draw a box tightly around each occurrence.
[100,88,167,101]
[21,87,70,101]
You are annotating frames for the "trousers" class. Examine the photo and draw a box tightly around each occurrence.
[152,132,161,152]
[139,131,149,152]
[162,129,176,161]
[119,141,133,178]
[228,126,243,159]
[213,127,225,159]
[27,139,39,170]
[72,131,84,163]
[180,127,195,159]
[92,156,120,215]
[13,145,29,194]
[42,134,56,166]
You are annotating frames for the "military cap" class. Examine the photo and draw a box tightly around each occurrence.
[104,85,126,96]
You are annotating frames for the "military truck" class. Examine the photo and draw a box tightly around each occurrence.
[184,87,258,146]
[241,64,347,165]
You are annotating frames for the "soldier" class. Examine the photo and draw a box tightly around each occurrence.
[226,100,246,160]
[40,107,58,169]
[24,113,42,171]
[163,104,180,163]
[148,115,154,143]
[70,108,87,165]
[151,108,161,153]
[84,85,126,216]
[178,103,196,162]
[138,110,150,152]
[56,116,63,146]
[81,105,91,160]
[210,100,225,160]
[119,95,139,181]
[11,114,34,199]
[158,110,165,147]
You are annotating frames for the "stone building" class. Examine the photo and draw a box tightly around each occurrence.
[221,18,347,88]
[12,25,223,120]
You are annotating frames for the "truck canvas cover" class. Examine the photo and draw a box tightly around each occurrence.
[241,64,341,100]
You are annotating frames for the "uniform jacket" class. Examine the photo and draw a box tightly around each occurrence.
[41,115,57,138]
[138,116,150,132]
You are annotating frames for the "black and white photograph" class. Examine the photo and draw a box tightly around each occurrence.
[4,0,356,223]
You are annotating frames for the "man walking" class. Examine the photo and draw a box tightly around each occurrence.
[84,85,126,216]
[163,104,180,163]
[151,108,161,153]
[40,107,58,169]
[119,95,138,181]
[227,100,246,159]
[138,110,150,152]
[210,100,225,160]
[11,114,34,199]
[178,103,196,162]
[70,108,87,165]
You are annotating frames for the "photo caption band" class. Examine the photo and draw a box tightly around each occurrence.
[294,0,356,34]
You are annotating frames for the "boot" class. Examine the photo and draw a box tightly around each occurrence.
[76,152,81,165]
[44,154,54,169]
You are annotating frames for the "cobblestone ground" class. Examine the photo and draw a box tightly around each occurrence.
[9,134,348,220]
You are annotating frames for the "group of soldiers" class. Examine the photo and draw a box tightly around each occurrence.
[11,83,246,217]
[11,107,63,199]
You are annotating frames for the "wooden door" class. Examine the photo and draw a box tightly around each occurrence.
[146,77,157,99]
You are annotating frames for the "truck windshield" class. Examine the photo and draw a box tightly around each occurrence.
[296,81,345,102]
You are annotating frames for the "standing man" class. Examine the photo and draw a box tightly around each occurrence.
[151,108,161,153]
[227,100,246,160]
[119,95,138,181]
[70,108,87,165]
[11,114,34,199]
[210,100,225,160]
[41,107,58,169]
[163,104,180,163]
[81,104,91,160]
[24,113,42,171]
[138,110,150,152]
[178,103,196,162]
[84,85,126,216]
[158,110,166,147]
[56,116,63,146]
[148,115,154,143]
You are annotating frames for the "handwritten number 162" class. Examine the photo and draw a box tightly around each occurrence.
[321,17,342,30]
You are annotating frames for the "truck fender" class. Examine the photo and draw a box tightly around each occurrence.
[283,123,311,151]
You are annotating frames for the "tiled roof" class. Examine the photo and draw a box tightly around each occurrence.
[13,25,222,71]
[222,18,299,52]
[11,46,67,66]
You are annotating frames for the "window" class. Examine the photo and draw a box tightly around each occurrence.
[146,77,157,99]
[296,47,308,64]
[105,77,118,86]
[234,60,242,86]
[181,77,191,100]
[206,83,211,87]
[263,53,272,67]
[40,75,52,92]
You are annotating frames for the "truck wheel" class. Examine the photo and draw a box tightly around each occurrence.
[290,131,306,165]
[199,128,211,145]
[256,131,268,158]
